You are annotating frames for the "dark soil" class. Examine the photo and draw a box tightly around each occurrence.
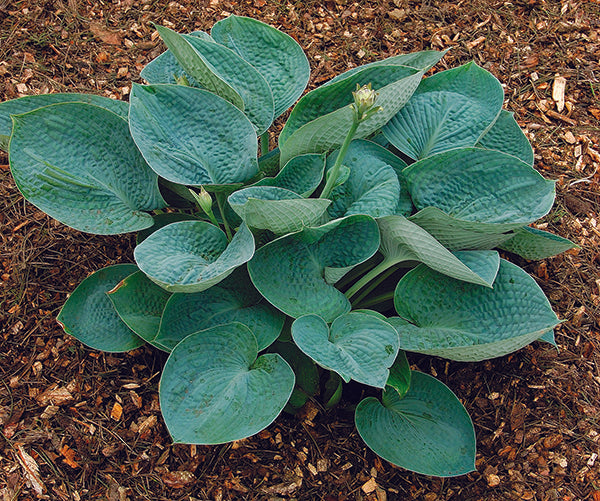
[1,1,599,499]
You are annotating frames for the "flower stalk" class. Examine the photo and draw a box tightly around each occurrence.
[320,83,382,199]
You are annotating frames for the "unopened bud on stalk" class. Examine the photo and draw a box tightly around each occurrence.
[190,186,216,222]
[198,186,213,213]
[352,83,381,121]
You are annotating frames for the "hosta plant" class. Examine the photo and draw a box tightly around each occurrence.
[1,16,577,477]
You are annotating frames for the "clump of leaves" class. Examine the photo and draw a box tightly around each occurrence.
[1,16,577,477]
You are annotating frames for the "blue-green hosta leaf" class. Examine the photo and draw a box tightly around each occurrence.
[540,330,557,346]
[377,215,499,286]
[160,322,295,444]
[136,212,201,244]
[383,62,504,160]
[281,51,444,142]
[57,264,144,352]
[499,226,578,260]
[154,25,274,133]
[476,110,534,166]
[325,140,403,219]
[355,372,476,477]
[452,250,500,286]
[228,186,331,235]
[255,153,325,197]
[292,312,399,388]
[409,207,519,250]
[9,103,165,235]
[386,351,411,399]
[129,84,258,186]
[140,31,211,85]
[404,148,555,224]
[248,215,380,322]
[324,50,447,87]
[278,51,446,165]
[211,15,310,118]
[182,33,274,133]
[156,267,284,351]
[0,93,128,150]
[134,221,255,293]
[153,24,243,108]
[393,260,561,361]
[107,271,171,347]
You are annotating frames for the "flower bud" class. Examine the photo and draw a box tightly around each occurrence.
[352,83,378,119]
[190,186,214,216]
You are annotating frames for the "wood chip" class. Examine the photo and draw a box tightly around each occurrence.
[60,444,80,469]
[110,402,123,421]
[89,22,123,45]
[543,433,563,449]
[36,385,73,406]
[137,415,157,435]
[361,477,378,494]
[466,36,486,49]
[16,446,46,496]
[486,473,501,487]
[388,8,406,21]
[40,405,59,420]
[161,470,196,489]
[564,130,577,144]
[552,75,567,112]
[317,458,328,472]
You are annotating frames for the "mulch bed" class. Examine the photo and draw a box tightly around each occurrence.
[1,0,599,499]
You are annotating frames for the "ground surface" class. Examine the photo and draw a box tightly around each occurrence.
[1,0,599,499]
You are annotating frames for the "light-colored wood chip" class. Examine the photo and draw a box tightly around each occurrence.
[552,75,567,112]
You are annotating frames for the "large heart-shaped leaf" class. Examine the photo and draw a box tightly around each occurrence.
[254,153,325,197]
[160,322,295,444]
[211,15,310,118]
[129,84,258,186]
[404,147,556,224]
[325,140,403,218]
[278,51,445,164]
[154,25,274,133]
[377,215,499,287]
[499,225,578,260]
[248,215,380,322]
[134,221,255,293]
[355,372,476,477]
[393,260,561,361]
[9,103,165,235]
[107,271,171,347]
[292,312,399,388]
[0,93,128,150]
[57,264,144,352]
[156,267,284,351]
[476,110,534,166]
[382,62,504,160]
[228,186,331,234]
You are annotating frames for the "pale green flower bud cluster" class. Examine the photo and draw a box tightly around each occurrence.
[351,83,383,122]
